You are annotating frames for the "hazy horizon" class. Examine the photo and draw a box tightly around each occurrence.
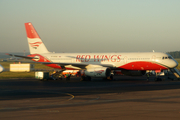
[0,0,180,53]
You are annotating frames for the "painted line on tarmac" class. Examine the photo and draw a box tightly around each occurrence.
[0,91,75,112]
[66,93,75,101]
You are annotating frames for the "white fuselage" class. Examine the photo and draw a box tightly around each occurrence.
[31,52,177,71]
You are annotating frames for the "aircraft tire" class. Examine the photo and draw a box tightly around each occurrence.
[110,75,113,80]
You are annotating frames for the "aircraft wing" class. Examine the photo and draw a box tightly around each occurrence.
[19,61,114,69]
[42,62,115,69]
[18,61,114,69]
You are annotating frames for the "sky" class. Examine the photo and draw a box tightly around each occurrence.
[0,0,180,53]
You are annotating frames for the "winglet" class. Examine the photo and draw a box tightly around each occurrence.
[6,53,35,59]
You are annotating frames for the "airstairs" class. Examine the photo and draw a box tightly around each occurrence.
[170,68,180,78]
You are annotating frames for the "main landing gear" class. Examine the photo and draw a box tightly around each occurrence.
[80,75,113,81]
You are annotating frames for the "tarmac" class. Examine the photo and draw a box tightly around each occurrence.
[0,75,180,120]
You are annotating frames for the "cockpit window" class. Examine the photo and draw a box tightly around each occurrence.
[168,56,172,59]
[162,56,172,59]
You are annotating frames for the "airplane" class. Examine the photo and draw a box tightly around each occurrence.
[6,22,180,80]
[0,64,4,73]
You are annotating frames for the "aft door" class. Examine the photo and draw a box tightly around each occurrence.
[124,56,128,64]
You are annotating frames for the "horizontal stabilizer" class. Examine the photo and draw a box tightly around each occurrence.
[6,53,35,59]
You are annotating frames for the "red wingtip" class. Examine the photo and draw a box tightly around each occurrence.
[24,22,40,39]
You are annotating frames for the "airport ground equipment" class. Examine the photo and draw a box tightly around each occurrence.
[10,64,34,72]
[35,71,49,80]
[170,68,180,78]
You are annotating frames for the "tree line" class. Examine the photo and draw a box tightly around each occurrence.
[167,51,180,58]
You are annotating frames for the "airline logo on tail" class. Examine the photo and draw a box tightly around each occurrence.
[29,42,42,49]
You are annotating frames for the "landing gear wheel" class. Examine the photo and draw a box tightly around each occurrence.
[80,76,85,81]
[110,75,113,80]
[155,77,162,81]
[80,76,91,81]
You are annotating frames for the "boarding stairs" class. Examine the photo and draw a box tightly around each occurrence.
[170,68,180,78]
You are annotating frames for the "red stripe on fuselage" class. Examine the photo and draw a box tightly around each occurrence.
[119,61,167,70]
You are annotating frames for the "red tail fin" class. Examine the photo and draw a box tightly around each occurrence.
[25,22,40,39]
[25,22,49,54]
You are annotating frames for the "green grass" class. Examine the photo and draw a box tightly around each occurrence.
[0,72,35,79]
[175,59,180,69]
